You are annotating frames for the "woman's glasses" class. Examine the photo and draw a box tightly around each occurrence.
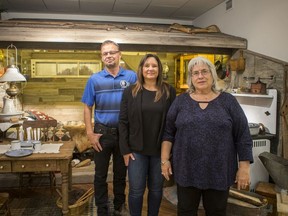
[191,69,210,77]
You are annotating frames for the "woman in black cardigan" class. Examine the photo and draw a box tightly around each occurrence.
[119,54,176,216]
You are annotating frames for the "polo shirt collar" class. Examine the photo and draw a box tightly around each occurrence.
[103,67,125,77]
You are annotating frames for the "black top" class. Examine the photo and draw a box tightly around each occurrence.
[141,88,164,155]
[119,84,176,156]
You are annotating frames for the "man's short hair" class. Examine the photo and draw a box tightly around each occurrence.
[101,40,120,50]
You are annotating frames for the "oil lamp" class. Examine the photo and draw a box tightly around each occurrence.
[0,44,26,119]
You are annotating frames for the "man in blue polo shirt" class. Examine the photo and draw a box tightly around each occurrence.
[82,40,137,216]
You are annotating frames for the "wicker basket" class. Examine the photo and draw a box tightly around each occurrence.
[56,188,94,216]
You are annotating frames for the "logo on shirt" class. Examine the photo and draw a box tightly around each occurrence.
[120,80,130,88]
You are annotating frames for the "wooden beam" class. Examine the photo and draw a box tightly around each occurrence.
[0,26,246,47]
[0,20,247,54]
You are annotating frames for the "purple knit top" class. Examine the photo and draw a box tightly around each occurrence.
[162,92,253,190]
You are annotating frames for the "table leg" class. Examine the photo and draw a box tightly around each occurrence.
[68,161,72,190]
[61,172,69,216]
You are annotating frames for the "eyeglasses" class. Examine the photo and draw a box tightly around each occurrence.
[191,69,210,77]
[101,50,120,56]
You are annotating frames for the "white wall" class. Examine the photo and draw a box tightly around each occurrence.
[193,0,288,63]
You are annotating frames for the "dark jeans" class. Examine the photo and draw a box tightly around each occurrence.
[128,153,163,216]
[93,124,127,216]
[177,184,229,216]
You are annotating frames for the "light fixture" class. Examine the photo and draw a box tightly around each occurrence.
[0,44,26,118]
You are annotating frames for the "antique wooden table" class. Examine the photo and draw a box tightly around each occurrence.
[0,141,75,215]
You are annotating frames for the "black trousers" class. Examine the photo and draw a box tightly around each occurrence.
[177,184,229,216]
[93,124,127,216]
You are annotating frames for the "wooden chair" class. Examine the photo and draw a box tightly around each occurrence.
[0,192,11,216]
[20,119,58,192]
[22,119,58,141]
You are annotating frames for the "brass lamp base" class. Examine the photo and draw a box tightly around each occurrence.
[5,82,20,98]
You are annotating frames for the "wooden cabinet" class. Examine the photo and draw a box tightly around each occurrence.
[174,54,214,93]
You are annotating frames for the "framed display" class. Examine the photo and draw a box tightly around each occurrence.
[31,59,102,78]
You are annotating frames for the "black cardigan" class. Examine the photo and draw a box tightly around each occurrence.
[118,84,176,155]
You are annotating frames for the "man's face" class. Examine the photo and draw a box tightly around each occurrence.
[101,43,121,69]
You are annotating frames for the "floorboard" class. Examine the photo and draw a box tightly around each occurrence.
[0,182,179,215]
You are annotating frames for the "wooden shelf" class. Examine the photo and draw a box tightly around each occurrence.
[231,93,274,99]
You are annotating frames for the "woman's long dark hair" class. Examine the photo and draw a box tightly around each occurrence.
[132,53,170,102]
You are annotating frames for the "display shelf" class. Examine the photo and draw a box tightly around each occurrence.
[233,89,277,135]
[31,59,102,78]
[231,93,274,99]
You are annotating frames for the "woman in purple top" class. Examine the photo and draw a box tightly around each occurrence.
[161,56,253,216]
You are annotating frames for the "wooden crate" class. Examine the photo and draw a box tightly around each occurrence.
[255,182,277,216]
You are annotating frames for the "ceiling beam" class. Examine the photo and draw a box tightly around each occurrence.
[0,20,247,54]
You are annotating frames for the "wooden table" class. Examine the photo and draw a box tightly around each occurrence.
[0,141,75,215]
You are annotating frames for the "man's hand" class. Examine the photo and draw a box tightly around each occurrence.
[87,132,103,152]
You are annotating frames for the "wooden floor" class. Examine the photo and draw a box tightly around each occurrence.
[0,182,178,215]
[109,183,205,215]
[0,177,208,215]
[1,174,262,216]
[108,183,178,216]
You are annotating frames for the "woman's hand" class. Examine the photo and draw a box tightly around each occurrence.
[161,141,173,181]
[123,153,135,166]
[87,132,103,152]
[161,160,173,181]
[235,161,250,190]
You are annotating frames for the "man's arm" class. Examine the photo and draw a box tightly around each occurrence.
[83,104,103,152]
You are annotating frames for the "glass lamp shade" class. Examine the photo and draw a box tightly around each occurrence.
[0,66,26,82]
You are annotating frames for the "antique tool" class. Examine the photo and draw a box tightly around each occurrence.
[251,78,267,94]
[259,152,288,190]
[169,23,221,34]
[75,158,91,168]
[237,50,245,73]
[228,197,259,208]
[227,189,268,216]
[229,188,264,206]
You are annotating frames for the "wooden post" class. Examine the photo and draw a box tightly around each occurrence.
[281,65,288,159]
